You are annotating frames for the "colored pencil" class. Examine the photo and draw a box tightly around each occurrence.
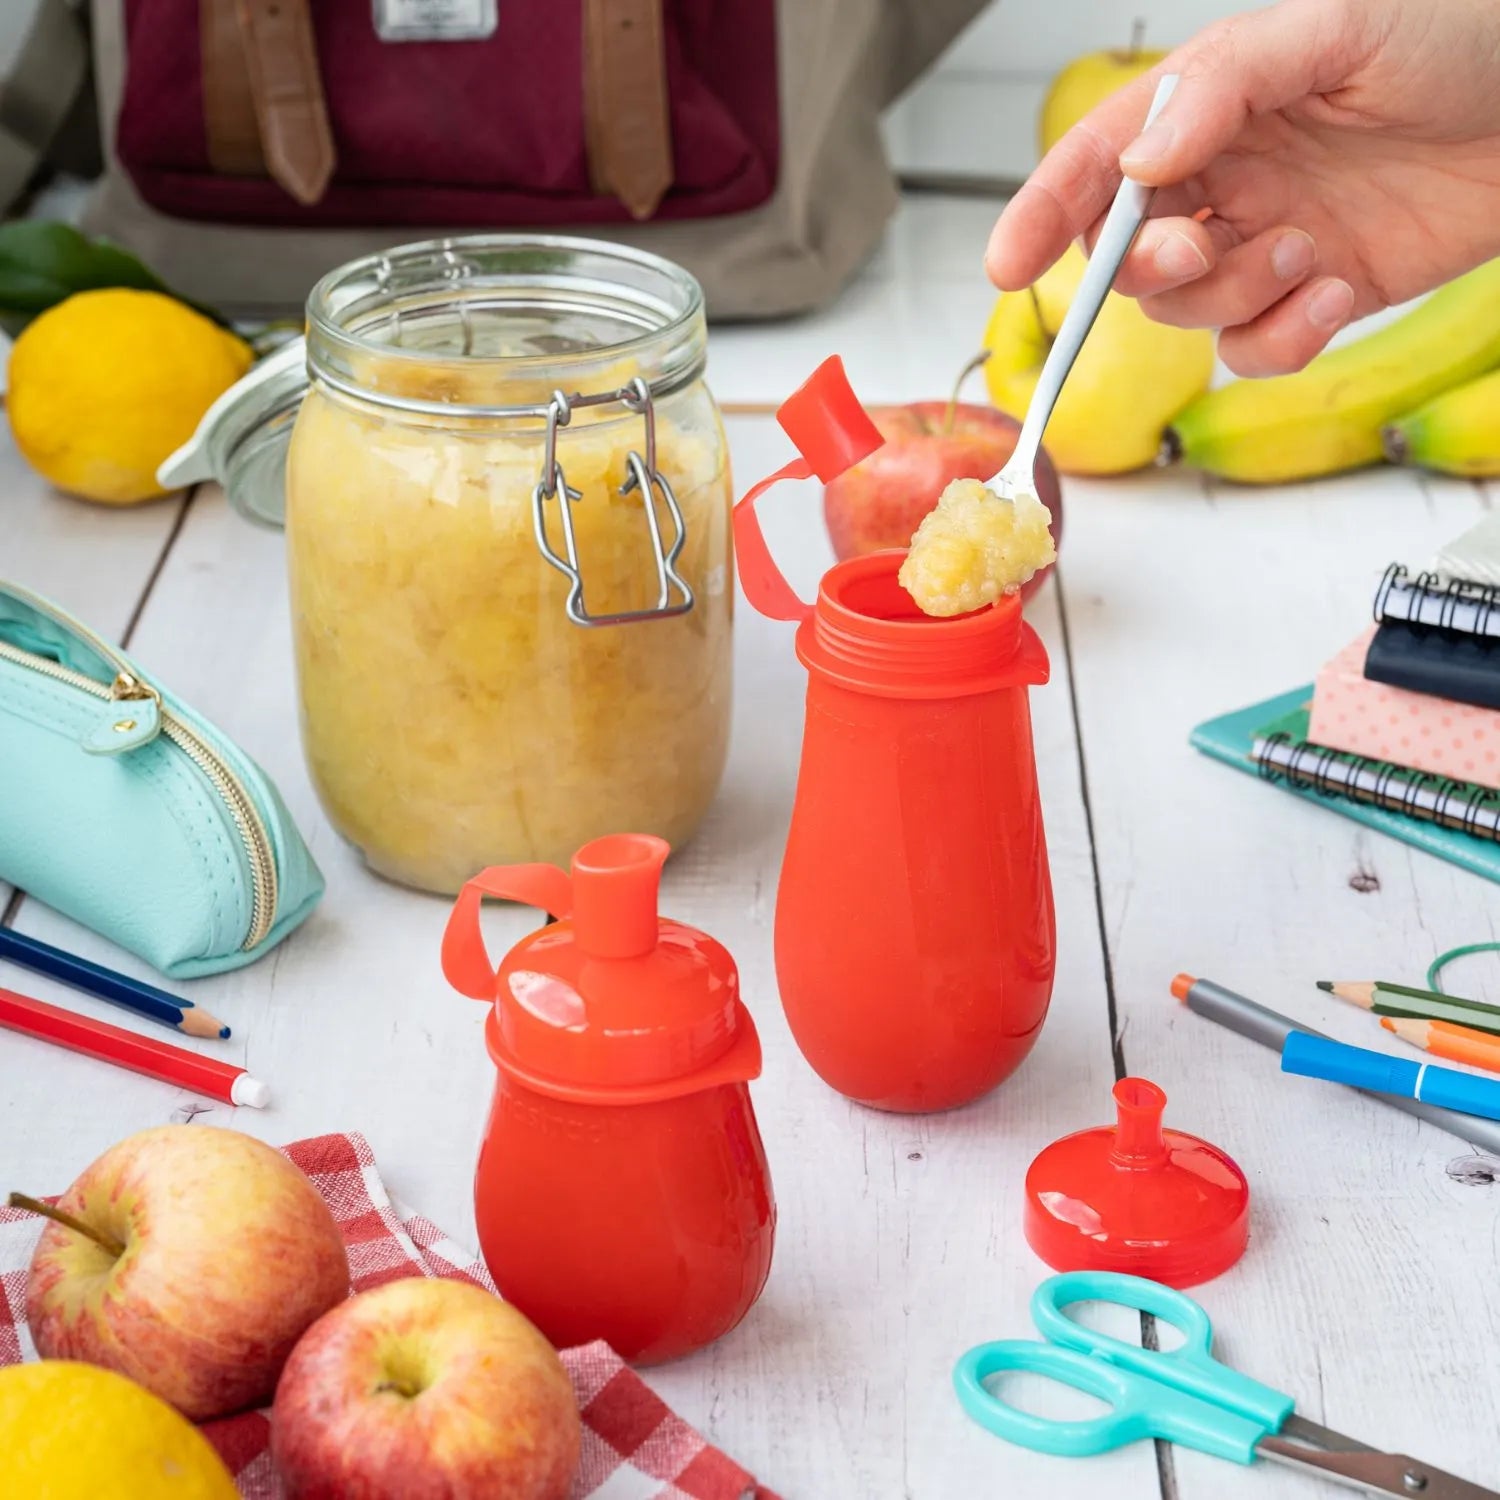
[1283,1029,1500,1122]
[0,986,268,1108]
[1382,1015,1500,1077]
[1316,979,1500,1037]
[0,927,229,1040]
[1171,973,1500,1154]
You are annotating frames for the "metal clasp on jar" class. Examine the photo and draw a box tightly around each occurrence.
[530,377,696,628]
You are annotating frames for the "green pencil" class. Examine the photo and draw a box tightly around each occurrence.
[1318,980,1500,1037]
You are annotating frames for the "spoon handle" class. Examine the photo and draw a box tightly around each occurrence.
[1009,74,1180,479]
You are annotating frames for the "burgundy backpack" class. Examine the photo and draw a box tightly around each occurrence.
[79,0,988,318]
[117,0,779,229]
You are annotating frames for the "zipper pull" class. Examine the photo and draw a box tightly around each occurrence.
[81,673,163,756]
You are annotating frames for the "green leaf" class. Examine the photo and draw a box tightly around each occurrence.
[0,221,229,334]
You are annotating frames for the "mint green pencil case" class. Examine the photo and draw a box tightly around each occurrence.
[0,579,324,978]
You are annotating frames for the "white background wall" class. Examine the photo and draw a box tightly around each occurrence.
[885,0,1261,183]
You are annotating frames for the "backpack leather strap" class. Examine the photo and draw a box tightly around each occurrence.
[200,0,264,176]
[582,0,674,220]
[200,0,336,205]
[234,0,336,204]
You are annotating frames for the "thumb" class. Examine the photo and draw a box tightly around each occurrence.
[1119,1,1356,185]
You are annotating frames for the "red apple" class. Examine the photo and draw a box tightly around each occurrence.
[21,1125,349,1420]
[822,402,1063,599]
[271,1276,581,1500]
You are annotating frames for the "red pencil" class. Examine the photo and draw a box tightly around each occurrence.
[0,986,269,1108]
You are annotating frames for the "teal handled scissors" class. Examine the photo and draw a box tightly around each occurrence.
[955,1271,1499,1498]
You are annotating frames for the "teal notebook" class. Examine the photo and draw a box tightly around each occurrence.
[1192,686,1500,884]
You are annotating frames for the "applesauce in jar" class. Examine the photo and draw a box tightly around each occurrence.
[285,238,732,892]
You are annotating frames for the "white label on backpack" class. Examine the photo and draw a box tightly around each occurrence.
[373,0,497,41]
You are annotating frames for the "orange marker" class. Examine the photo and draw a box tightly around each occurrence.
[1382,1014,1500,1076]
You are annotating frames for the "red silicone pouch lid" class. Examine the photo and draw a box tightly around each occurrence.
[441,834,757,1101]
[1023,1078,1250,1287]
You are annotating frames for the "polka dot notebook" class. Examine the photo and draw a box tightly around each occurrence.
[1310,626,1500,789]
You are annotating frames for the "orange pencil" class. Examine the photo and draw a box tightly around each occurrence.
[1381,1015,1500,1076]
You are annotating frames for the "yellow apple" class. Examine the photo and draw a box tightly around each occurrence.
[21,1125,350,1420]
[982,245,1215,476]
[1039,40,1168,154]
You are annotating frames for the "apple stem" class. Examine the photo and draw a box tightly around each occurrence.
[943,350,991,436]
[7,1193,125,1259]
[1027,282,1045,331]
[1129,17,1146,60]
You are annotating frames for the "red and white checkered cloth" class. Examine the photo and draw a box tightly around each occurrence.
[0,1131,778,1500]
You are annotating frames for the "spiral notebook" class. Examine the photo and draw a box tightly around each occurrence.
[1366,564,1500,710]
[1191,686,1500,884]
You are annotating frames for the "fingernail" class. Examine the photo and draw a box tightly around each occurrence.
[1271,229,1316,281]
[1153,230,1209,280]
[1121,120,1175,166]
[1307,278,1354,328]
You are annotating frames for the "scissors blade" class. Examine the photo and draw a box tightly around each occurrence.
[1258,1416,1500,1499]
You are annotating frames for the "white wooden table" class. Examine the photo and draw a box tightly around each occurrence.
[3,195,1499,1498]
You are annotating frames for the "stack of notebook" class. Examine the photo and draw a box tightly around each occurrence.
[1194,513,1500,882]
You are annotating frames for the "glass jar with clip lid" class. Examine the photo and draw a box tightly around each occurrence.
[165,235,733,894]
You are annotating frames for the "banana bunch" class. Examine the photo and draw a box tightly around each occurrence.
[1166,258,1500,483]
[1383,368,1500,477]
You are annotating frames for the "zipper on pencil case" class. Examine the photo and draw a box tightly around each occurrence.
[0,593,278,951]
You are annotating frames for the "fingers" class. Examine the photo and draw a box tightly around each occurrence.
[1104,218,1214,298]
[985,184,1073,293]
[986,0,1366,289]
[985,155,1219,294]
[985,112,1144,290]
[1118,4,1357,187]
[1086,196,1242,298]
[1139,226,1318,327]
[1216,275,1355,376]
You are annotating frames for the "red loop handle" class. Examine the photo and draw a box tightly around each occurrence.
[731,355,885,624]
[731,458,817,623]
[441,864,574,1001]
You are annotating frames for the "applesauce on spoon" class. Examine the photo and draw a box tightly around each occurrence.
[899,478,1055,617]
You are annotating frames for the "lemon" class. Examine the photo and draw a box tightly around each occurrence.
[0,1360,238,1498]
[7,288,253,505]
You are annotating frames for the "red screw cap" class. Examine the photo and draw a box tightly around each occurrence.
[1023,1078,1250,1288]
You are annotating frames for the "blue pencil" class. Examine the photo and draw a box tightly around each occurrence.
[0,927,229,1040]
[1283,1029,1500,1122]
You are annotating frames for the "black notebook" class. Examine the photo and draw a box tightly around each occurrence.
[1365,564,1500,710]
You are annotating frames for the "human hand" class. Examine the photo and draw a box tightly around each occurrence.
[986,0,1500,375]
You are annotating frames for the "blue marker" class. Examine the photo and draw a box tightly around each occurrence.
[1282,1029,1500,1122]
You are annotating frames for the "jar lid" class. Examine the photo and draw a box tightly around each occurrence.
[162,235,710,530]
[1023,1078,1250,1287]
[157,337,308,528]
[442,835,759,1102]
